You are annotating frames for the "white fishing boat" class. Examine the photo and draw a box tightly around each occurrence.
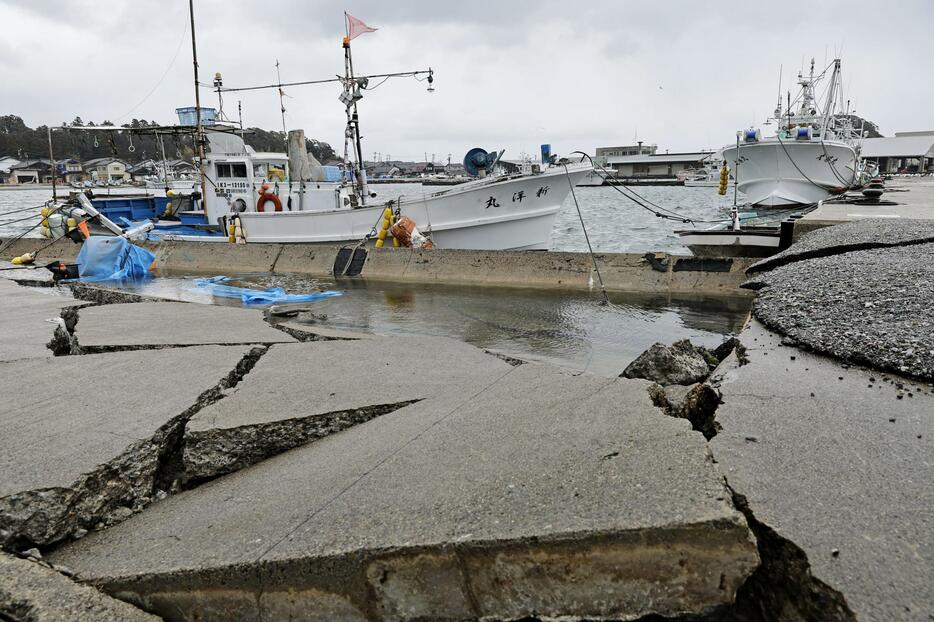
[722,58,860,208]
[199,130,589,250]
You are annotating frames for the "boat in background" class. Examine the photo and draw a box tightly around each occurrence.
[722,58,860,208]
[682,159,734,188]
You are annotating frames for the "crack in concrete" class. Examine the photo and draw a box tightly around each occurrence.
[0,346,269,553]
[266,322,341,342]
[746,235,934,275]
[723,483,856,622]
[179,399,421,487]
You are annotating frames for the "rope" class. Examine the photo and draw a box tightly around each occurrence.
[0,205,66,256]
[0,212,49,227]
[572,152,732,226]
[0,203,48,217]
[563,163,608,305]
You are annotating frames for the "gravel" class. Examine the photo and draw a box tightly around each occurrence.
[751,242,934,381]
[748,218,934,274]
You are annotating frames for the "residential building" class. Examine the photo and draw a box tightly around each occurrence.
[127,159,197,181]
[861,131,934,174]
[56,158,84,184]
[7,159,53,184]
[0,156,22,183]
[83,157,131,182]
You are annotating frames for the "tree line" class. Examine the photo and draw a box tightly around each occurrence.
[0,115,336,164]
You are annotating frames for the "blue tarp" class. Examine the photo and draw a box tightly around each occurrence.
[193,276,342,306]
[74,237,156,282]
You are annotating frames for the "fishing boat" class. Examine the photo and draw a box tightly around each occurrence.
[722,58,860,208]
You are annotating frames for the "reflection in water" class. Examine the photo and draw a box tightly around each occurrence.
[116,272,751,378]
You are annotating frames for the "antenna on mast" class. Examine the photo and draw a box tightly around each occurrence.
[276,59,288,140]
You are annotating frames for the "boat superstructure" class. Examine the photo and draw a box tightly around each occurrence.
[722,58,860,207]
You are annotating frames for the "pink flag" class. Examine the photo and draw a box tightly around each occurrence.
[346,12,377,40]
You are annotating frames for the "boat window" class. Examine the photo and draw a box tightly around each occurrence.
[216,162,248,178]
[253,163,268,178]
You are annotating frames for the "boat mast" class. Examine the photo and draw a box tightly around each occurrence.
[821,59,841,134]
[188,0,207,213]
[343,15,369,206]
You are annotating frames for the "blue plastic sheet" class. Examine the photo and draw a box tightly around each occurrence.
[193,276,342,306]
[74,237,156,282]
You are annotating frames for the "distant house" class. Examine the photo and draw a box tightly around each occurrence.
[56,158,84,184]
[0,156,22,183]
[128,158,197,181]
[7,159,53,184]
[369,162,403,178]
[407,162,440,177]
[83,157,130,182]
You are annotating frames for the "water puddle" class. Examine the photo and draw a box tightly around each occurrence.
[109,272,751,377]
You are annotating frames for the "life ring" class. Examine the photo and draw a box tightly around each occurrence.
[257,192,282,212]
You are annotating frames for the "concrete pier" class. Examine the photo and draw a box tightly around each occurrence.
[0,237,756,296]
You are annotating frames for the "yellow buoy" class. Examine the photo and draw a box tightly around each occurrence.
[375,207,394,248]
[66,217,77,231]
[11,252,35,265]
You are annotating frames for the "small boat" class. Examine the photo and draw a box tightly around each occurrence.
[682,160,734,188]
[722,58,860,208]
[675,206,796,258]
[676,225,785,257]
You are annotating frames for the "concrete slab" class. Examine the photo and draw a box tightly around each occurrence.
[710,320,934,621]
[749,218,934,274]
[50,364,757,621]
[0,346,252,548]
[0,552,158,621]
[73,302,296,350]
[748,242,934,381]
[186,336,511,433]
[0,278,78,362]
[181,337,513,480]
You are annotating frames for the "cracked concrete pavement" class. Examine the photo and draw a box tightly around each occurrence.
[709,320,933,621]
[49,364,757,621]
[4,219,933,622]
[1,551,159,621]
[0,278,84,362]
[0,345,256,548]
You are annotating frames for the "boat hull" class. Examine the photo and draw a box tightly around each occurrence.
[723,139,857,207]
[236,166,591,250]
[676,227,781,258]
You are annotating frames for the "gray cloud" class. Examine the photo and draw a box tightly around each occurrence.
[1,0,931,162]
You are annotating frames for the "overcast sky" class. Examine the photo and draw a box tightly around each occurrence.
[2,0,932,163]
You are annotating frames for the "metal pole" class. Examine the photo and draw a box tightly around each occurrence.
[46,127,57,202]
[189,0,208,215]
[733,134,739,208]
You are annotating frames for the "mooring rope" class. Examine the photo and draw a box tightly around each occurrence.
[563,163,608,305]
